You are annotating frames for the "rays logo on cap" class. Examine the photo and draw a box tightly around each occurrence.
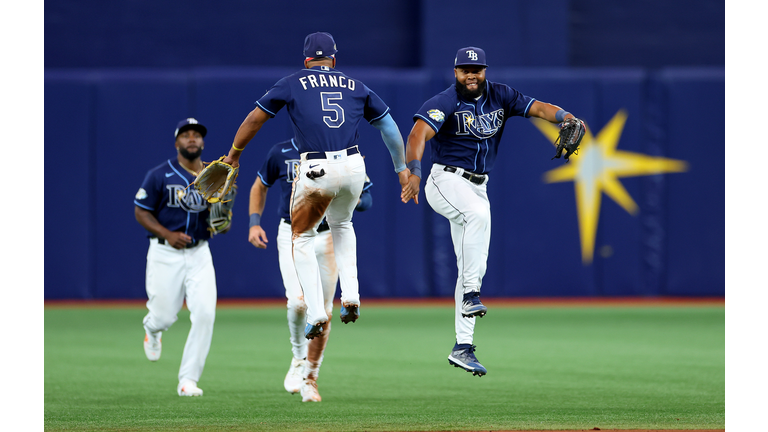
[466,50,478,61]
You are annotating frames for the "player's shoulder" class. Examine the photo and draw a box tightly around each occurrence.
[144,159,174,176]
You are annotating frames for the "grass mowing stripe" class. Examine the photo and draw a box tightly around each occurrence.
[45,305,724,431]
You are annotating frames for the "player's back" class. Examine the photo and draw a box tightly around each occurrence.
[256,66,391,154]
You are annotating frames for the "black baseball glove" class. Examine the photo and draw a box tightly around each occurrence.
[551,117,586,162]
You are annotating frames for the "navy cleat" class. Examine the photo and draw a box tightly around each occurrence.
[448,343,487,376]
[339,303,360,324]
[461,291,487,318]
[304,322,326,340]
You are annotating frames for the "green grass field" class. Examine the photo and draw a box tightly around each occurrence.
[44,303,724,431]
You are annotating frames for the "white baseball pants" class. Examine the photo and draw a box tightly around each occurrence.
[276,220,337,359]
[424,163,491,345]
[142,238,217,384]
[291,149,366,326]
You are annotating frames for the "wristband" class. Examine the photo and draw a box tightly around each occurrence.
[249,213,261,228]
[407,160,422,178]
[555,109,570,123]
[232,143,246,152]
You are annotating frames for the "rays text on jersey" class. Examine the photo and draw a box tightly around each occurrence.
[455,109,504,138]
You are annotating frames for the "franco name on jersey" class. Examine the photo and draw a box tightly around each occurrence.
[298,69,356,91]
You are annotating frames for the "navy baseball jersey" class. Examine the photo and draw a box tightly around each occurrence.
[134,159,211,241]
[256,66,391,153]
[257,138,372,220]
[414,81,535,174]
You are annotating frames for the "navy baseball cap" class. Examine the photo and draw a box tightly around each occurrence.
[454,47,488,68]
[174,118,207,138]
[303,32,337,59]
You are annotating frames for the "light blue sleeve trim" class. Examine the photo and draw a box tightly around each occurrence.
[371,114,407,173]
[368,107,391,124]
[523,98,536,118]
[255,101,276,117]
[257,172,272,187]
[134,201,154,211]
[413,113,440,133]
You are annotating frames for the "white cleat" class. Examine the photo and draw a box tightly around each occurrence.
[284,358,307,394]
[143,331,162,361]
[300,379,321,402]
[177,380,203,397]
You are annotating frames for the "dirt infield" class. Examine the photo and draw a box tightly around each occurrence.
[44,296,725,308]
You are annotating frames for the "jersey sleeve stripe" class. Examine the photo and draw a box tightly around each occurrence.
[414,113,440,133]
[368,107,391,124]
[257,172,272,187]
[256,101,277,117]
[134,201,154,211]
[523,98,536,118]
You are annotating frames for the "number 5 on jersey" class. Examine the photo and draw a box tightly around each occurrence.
[321,92,345,128]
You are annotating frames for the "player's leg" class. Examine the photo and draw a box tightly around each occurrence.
[176,242,217,396]
[425,165,491,306]
[299,229,338,402]
[425,165,490,376]
[291,162,334,337]
[277,221,308,394]
[324,154,365,322]
[143,239,186,362]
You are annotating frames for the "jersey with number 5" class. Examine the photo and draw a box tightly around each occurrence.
[255,65,391,153]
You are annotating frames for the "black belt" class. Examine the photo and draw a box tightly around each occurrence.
[443,166,487,185]
[305,146,359,160]
[151,237,202,249]
[283,219,330,233]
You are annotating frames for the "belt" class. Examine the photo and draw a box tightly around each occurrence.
[305,146,359,160]
[443,166,487,185]
[151,237,203,249]
[283,218,331,233]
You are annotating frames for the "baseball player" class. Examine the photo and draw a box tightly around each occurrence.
[400,47,585,376]
[219,32,409,398]
[248,137,372,402]
[134,118,232,396]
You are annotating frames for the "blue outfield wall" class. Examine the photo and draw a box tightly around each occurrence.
[44,66,724,299]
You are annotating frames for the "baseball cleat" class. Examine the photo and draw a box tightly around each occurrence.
[177,380,203,396]
[143,331,162,361]
[300,378,322,402]
[284,357,307,394]
[304,321,326,340]
[461,291,487,318]
[448,343,487,376]
[339,302,360,324]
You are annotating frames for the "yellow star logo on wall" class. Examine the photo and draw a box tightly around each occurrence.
[531,109,688,264]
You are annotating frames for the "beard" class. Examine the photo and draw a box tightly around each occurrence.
[178,146,203,160]
[455,78,486,100]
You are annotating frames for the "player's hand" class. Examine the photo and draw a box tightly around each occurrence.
[401,173,420,204]
[222,154,240,169]
[248,225,268,249]
[166,232,192,249]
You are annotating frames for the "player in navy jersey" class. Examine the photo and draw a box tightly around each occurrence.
[247,138,372,402]
[401,47,585,377]
[220,31,409,401]
[134,118,232,396]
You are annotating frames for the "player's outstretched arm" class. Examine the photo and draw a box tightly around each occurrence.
[528,101,575,123]
[224,107,271,167]
[402,119,435,204]
[371,114,408,174]
[248,178,270,249]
